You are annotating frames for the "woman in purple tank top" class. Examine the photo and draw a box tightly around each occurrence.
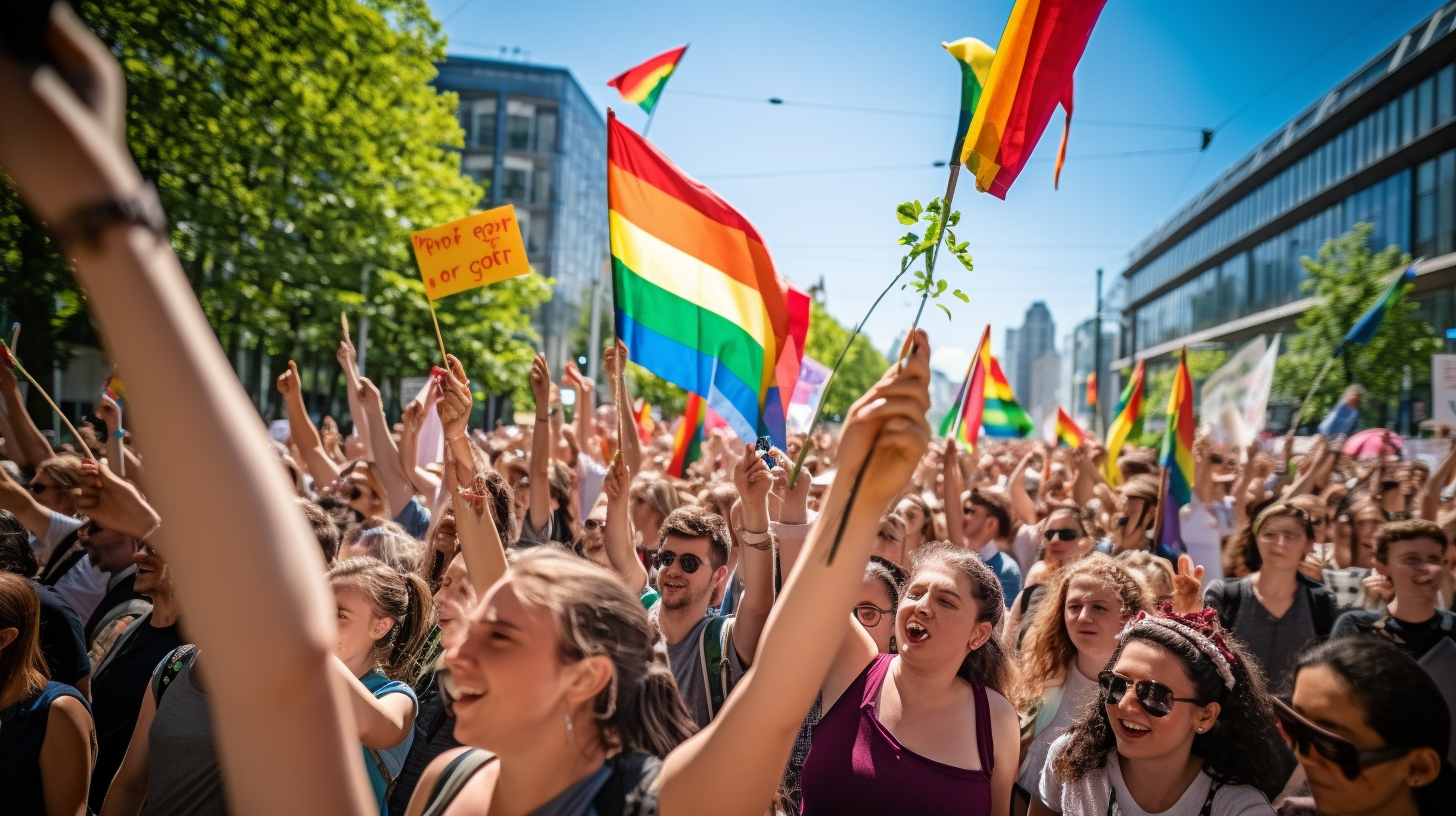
[800,541,1021,815]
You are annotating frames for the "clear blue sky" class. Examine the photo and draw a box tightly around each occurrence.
[429,0,1438,378]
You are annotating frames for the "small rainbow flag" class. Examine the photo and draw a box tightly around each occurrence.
[1085,371,1097,406]
[667,393,705,478]
[959,0,1109,197]
[1102,360,1145,486]
[939,326,1033,450]
[607,45,689,115]
[1052,406,1089,448]
[1157,348,1195,555]
[634,399,655,445]
[102,374,127,403]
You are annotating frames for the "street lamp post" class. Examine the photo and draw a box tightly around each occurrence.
[1093,267,1102,435]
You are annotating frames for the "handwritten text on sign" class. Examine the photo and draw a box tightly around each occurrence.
[411,204,530,301]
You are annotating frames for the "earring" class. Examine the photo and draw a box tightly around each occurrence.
[1408,778,1419,787]
[565,711,574,744]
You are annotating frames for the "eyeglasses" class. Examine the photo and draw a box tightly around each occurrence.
[876,530,904,545]
[583,518,604,531]
[651,550,702,574]
[1272,698,1410,780]
[854,604,894,626]
[1044,528,1080,542]
[1099,671,1203,718]
[1209,453,1227,466]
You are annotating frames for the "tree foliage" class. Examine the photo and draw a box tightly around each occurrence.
[1,0,551,429]
[805,298,891,422]
[1273,224,1437,426]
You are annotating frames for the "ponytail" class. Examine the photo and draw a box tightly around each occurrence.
[329,557,437,682]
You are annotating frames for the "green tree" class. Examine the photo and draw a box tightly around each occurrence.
[1274,224,1437,426]
[805,298,891,422]
[1,0,550,432]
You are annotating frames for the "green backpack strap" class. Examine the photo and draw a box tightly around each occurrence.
[698,615,736,720]
[150,644,198,706]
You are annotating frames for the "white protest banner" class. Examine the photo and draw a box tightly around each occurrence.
[1200,335,1271,446]
[1432,354,1456,428]
[1241,334,1280,439]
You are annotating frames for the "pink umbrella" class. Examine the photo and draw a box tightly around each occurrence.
[1341,428,1403,459]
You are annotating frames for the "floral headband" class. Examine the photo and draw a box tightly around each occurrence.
[358,526,390,540]
[1118,605,1237,690]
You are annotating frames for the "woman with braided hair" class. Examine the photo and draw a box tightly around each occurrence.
[1033,606,1283,816]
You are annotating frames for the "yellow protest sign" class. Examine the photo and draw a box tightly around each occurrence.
[410,204,530,301]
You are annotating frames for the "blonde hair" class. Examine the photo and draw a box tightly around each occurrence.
[341,519,424,574]
[629,474,681,521]
[1010,552,1151,712]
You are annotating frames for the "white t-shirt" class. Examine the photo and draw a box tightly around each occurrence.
[1011,525,1041,578]
[33,512,109,620]
[1038,733,1274,816]
[1180,499,1224,589]
[1016,665,1099,794]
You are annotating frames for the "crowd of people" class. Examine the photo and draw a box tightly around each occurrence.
[2,9,1455,816]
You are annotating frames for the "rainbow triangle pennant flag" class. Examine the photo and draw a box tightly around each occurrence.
[938,326,1033,451]
[667,393,706,478]
[607,112,802,447]
[1051,406,1090,448]
[959,0,1109,197]
[1157,347,1195,555]
[607,45,689,115]
[1102,360,1145,486]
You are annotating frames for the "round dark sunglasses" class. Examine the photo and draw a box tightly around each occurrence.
[1272,698,1410,780]
[651,550,703,574]
[1099,671,1202,718]
[1044,528,1079,542]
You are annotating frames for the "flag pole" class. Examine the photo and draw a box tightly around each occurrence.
[641,42,687,139]
[606,109,628,462]
[1,342,93,461]
[1150,464,1169,549]
[426,300,448,364]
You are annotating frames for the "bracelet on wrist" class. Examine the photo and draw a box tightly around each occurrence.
[50,182,170,254]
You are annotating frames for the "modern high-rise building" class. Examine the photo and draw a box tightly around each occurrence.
[1115,5,1456,375]
[433,55,608,373]
[1005,301,1057,402]
[1063,317,1119,433]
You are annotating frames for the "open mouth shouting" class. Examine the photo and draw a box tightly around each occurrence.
[903,619,930,644]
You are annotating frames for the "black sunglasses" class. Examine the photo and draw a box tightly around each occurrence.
[854,604,894,627]
[1272,698,1410,780]
[1044,528,1079,542]
[583,518,604,531]
[28,481,55,495]
[1099,671,1202,718]
[651,550,703,574]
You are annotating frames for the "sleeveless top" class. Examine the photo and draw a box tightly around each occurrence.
[419,749,661,816]
[799,653,995,815]
[0,681,90,816]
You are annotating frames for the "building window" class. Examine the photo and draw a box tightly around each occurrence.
[473,97,497,150]
[1419,75,1436,135]
[1438,64,1454,124]
[462,154,493,199]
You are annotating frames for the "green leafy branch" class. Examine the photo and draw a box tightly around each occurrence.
[896,196,972,323]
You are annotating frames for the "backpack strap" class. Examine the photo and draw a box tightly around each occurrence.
[368,747,399,803]
[698,615,736,721]
[1211,579,1242,631]
[150,644,198,706]
[420,749,496,816]
[38,528,85,586]
[1300,574,1336,636]
[594,752,664,816]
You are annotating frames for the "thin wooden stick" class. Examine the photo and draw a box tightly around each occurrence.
[426,300,448,364]
[2,343,93,460]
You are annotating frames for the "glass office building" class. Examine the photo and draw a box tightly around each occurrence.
[1116,4,1456,368]
[434,56,607,372]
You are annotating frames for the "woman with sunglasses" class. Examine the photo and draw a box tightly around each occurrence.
[1034,607,1284,816]
[1006,507,1095,646]
[1204,504,1336,689]
[1278,637,1453,816]
[1013,554,1152,815]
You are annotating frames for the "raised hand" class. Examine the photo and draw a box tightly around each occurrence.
[75,458,161,542]
[1171,554,1205,613]
[529,354,550,414]
[276,359,301,396]
[733,443,773,510]
[94,393,122,434]
[355,376,382,409]
[835,329,932,508]
[336,337,358,373]
[602,338,628,378]
[437,354,473,442]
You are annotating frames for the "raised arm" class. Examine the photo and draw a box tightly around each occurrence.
[438,356,508,596]
[358,377,413,519]
[337,337,372,461]
[658,331,932,816]
[0,9,372,812]
[526,354,554,536]
[0,462,57,538]
[942,439,966,547]
[1006,448,1040,527]
[602,453,648,595]
[729,444,776,668]
[0,354,53,467]
[93,394,144,488]
[603,340,641,477]
[398,397,441,499]
[1421,438,1456,521]
[278,360,343,486]
[565,361,597,465]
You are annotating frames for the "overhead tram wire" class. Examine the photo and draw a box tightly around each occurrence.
[698,147,1202,181]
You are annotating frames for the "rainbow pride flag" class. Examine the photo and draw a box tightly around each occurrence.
[1158,348,1195,555]
[939,326,1033,450]
[607,113,796,446]
[1342,261,1418,348]
[943,38,995,157]
[959,0,1109,197]
[607,45,689,115]
[1052,406,1090,448]
[1102,360,1145,486]
[668,393,705,478]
